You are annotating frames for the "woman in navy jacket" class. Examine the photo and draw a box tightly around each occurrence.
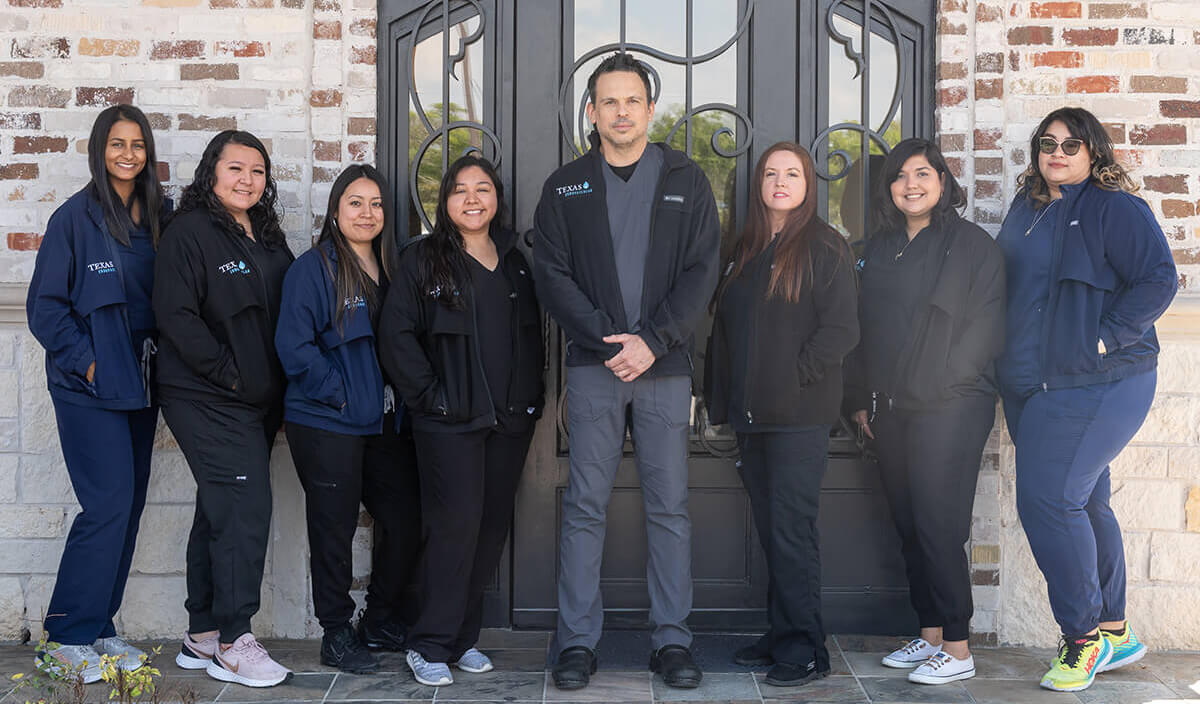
[275,165,421,674]
[996,107,1175,693]
[27,104,168,681]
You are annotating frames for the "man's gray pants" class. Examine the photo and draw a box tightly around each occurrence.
[554,363,694,652]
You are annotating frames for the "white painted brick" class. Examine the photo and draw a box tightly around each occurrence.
[175,14,243,34]
[138,88,203,107]
[244,13,305,35]
[46,62,112,80]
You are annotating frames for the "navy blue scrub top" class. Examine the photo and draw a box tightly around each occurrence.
[996,200,1056,397]
[119,221,156,344]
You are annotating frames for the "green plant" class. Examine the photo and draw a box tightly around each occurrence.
[10,637,196,704]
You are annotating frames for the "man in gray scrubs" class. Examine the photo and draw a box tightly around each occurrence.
[532,53,720,691]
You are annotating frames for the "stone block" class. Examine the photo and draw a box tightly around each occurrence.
[1131,394,1200,446]
[22,575,54,637]
[1110,445,1168,478]
[1125,585,1200,649]
[130,505,191,575]
[0,577,22,638]
[0,539,64,574]
[971,585,1000,611]
[998,520,1059,647]
[0,454,16,503]
[1124,531,1151,582]
[114,577,186,638]
[1169,447,1200,479]
[1149,532,1200,582]
[1188,485,1200,532]
[19,453,75,504]
[0,507,64,538]
[146,451,195,503]
[972,471,1000,519]
[1154,339,1200,392]
[1110,480,1187,531]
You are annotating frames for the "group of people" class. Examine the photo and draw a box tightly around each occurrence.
[26,52,1175,697]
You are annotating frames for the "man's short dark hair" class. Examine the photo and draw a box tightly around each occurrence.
[586,53,654,105]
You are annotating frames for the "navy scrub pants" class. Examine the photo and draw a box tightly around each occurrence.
[44,399,158,645]
[1002,370,1155,637]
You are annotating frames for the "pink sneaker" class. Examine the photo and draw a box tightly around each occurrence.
[175,631,218,670]
[205,633,291,688]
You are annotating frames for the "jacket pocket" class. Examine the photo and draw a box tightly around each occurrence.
[427,305,473,420]
[1055,245,1117,376]
[215,299,275,405]
[320,317,382,427]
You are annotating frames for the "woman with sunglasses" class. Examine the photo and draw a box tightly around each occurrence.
[996,107,1175,693]
[846,138,1004,686]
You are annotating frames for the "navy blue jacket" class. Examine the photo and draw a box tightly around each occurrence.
[998,180,1176,394]
[27,187,168,410]
[276,240,390,435]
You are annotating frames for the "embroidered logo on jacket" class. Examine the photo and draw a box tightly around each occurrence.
[555,181,592,198]
[343,295,367,310]
[87,261,116,275]
[663,194,685,204]
[218,260,251,275]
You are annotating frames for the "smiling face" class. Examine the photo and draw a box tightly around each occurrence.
[104,119,147,195]
[447,165,498,238]
[586,70,655,156]
[1038,119,1092,194]
[212,142,267,218]
[889,153,945,230]
[760,149,808,229]
[336,177,384,247]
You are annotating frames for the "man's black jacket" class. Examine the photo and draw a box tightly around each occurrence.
[532,141,720,377]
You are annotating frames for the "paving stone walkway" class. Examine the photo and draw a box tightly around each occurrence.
[0,631,1196,703]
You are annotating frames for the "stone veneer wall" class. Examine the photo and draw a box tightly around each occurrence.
[0,0,1195,647]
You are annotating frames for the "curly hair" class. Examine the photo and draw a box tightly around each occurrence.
[175,130,287,247]
[1017,106,1139,209]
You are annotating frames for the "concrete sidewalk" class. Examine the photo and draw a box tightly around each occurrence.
[1,630,1196,703]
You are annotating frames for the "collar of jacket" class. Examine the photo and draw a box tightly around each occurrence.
[583,137,691,173]
[402,225,519,257]
[81,185,114,238]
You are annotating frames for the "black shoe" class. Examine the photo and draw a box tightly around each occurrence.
[764,660,829,687]
[356,610,408,651]
[552,646,597,690]
[321,623,380,674]
[650,644,703,689]
[733,637,774,667]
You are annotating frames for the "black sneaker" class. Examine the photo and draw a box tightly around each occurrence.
[650,644,703,689]
[321,623,380,674]
[357,611,408,651]
[764,660,829,687]
[733,636,773,667]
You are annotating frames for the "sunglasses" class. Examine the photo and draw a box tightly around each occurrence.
[1038,136,1085,156]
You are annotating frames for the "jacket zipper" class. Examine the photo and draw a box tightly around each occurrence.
[636,155,679,331]
[468,283,498,427]
[740,257,771,425]
[99,213,149,406]
[1038,191,1072,393]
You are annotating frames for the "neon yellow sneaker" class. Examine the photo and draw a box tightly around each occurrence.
[1039,634,1112,692]
[1099,621,1147,672]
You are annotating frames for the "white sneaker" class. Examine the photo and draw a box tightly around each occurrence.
[881,638,941,668]
[35,644,103,683]
[454,647,494,673]
[407,649,453,686]
[93,636,147,671]
[908,651,976,685]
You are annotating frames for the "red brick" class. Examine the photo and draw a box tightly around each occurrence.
[1008,26,1054,45]
[1031,51,1083,68]
[178,114,236,131]
[1067,75,1120,93]
[146,112,170,131]
[1131,76,1188,93]
[180,63,239,80]
[938,86,967,107]
[938,17,966,35]
[939,134,966,152]
[156,161,169,183]
[0,112,39,129]
[313,20,341,40]
[348,117,375,136]
[0,163,37,180]
[975,78,1003,100]
[313,166,340,183]
[974,207,1002,224]
[1089,2,1147,19]
[1103,122,1125,144]
[9,37,69,58]
[1143,175,1187,194]
[940,0,966,11]
[78,38,139,57]
[1009,50,1020,71]
[975,157,1003,175]
[0,61,42,78]
[1062,28,1118,46]
[938,61,967,80]
[975,52,1004,73]
[8,86,69,107]
[313,0,339,9]
[313,140,340,161]
[76,86,133,107]
[350,45,375,65]
[7,0,61,6]
[13,136,66,154]
[974,180,1001,199]
[945,156,963,179]
[1114,149,1145,168]
[1129,124,1186,145]
[349,18,376,37]
[311,89,342,107]
[6,232,42,250]
[348,141,372,161]
[974,128,1002,150]
[977,3,1002,22]
[214,40,266,58]
[1162,199,1196,219]
[1160,100,1200,118]
[150,40,204,60]
[281,0,304,7]
[1030,2,1081,18]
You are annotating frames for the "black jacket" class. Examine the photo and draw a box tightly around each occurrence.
[532,141,720,376]
[153,208,294,406]
[377,228,545,434]
[705,220,860,427]
[845,214,1006,413]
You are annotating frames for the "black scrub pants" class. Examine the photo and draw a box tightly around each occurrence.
[871,394,995,642]
[285,417,421,631]
[160,396,281,644]
[737,425,832,671]
[406,424,533,663]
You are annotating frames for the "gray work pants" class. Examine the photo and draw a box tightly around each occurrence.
[554,363,694,652]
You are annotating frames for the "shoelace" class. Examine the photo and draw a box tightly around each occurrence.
[900,639,929,655]
[234,637,270,663]
[924,652,953,670]
[1057,636,1089,669]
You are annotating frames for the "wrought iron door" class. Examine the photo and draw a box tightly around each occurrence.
[378,0,936,632]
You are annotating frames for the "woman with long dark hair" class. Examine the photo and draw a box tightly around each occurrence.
[996,107,1174,692]
[378,155,544,686]
[845,138,1005,685]
[275,164,422,674]
[153,130,294,688]
[704,142,858,687]
[27,104,168,681]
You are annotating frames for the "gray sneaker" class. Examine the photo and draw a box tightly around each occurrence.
[94,636,148,671]
[454,647,494,673]
[35,644,103,683]
[407,650,452,686]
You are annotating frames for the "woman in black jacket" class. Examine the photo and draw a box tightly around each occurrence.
[153,130,294,689]
[846,138,1005,686]
[378,155,544,687]
[705,141,859,687]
